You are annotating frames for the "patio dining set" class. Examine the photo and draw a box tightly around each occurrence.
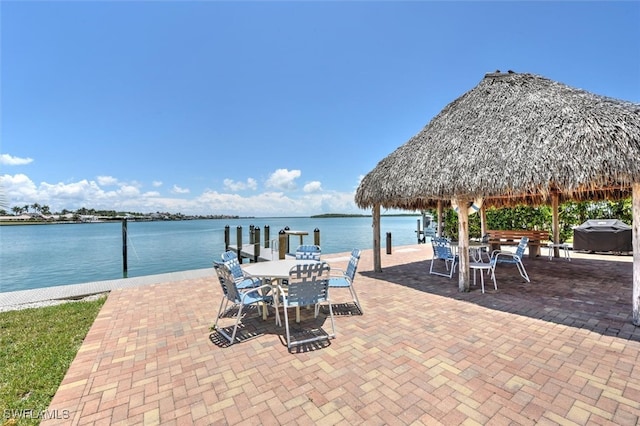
[429,236,531,293]
[212,245,362,352]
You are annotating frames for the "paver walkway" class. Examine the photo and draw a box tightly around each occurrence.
[42,245,640,425]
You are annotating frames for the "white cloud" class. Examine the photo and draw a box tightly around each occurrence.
[0,172,364,216]
[0,154,34,166]
[119,185,141,197]
[97,176,119,186]
[265,169,301,191]
[223,177,258,192]
[171,185,190,194]
[152,181,163,187]
[1,173,38,201]
[303,181,322,193]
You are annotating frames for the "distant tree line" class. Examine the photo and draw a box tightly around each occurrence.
[8,203,53,216]
[0,204,240,222]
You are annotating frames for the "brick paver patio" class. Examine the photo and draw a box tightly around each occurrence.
[43,245,640,425]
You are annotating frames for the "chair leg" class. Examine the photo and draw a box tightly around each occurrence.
[228,304,245,344]
[430,259,455,278]
[214,297,228,330]
[516,261,530,282]
[448,259,457,278]
[349,286,363,313]
[326,301,336,339]
[490,269,498,291]
[282,305,292,349]
[273,291,282,327]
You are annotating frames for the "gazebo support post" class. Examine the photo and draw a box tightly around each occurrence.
[373,204,382,273]
[480,205,487,237]
[456,198,471,292]
[633,184,640,326]
[552,191,560,258]
[436,201,443,237]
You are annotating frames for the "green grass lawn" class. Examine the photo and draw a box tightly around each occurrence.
[0,297,106,425]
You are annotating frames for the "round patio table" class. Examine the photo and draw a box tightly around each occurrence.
[450,241,490,263]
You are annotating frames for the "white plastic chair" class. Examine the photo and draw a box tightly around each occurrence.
[489,236,531,282]
[213,262,273,344]
[295,244,321,260]
[278,262,335,351]
[220,251,262,289]
[328,249,363,313]
[430,237,458,278]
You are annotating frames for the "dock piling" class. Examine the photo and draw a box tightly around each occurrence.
[253,227,261,262]
[224,225,230,251]
[122,218,128,278]
[236,226,243,260]
[279,229,287,260]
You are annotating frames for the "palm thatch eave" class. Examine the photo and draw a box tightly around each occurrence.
[355,72,640,210]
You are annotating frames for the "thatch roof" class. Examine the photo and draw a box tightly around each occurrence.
[355,72,640,210]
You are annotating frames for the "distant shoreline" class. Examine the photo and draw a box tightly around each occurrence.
[0,213,421,226]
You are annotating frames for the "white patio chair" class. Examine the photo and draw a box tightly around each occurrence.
[328,248,363,314]
[213,262,274,345]
[489,236,531,283]
[430,237,458,278]
[278,262,335,351]
[295,244,321,260]
[220,251,262,289]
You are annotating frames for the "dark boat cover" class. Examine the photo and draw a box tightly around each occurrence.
[573,219,632,252]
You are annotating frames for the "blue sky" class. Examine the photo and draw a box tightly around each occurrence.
[1,1,639,217]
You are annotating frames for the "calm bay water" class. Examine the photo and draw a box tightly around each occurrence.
[0,216,424,292]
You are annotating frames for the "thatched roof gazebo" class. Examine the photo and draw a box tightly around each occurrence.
[355,71,640,325]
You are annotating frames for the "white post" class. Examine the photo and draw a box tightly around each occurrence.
[437,201,443,237]
[373,204,382,273]
[552,191,560,258]
[456,198,470,292]
[632,184,640,326]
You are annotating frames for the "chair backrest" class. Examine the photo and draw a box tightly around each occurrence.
[295,244,321,261]
[431,237,453,259]
[286,262,330,307]
[345,249,361,281]
[515,237,529,258]
[221,251,245,283]
[213,262,241,303]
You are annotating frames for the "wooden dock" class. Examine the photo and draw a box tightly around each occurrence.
[224,225,320,262]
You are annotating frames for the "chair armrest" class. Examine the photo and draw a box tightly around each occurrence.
[329,267,347,277]
[490,249,514,257]
[240,283,274,301]
[492,252,521,262]
[240,283,273,293]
